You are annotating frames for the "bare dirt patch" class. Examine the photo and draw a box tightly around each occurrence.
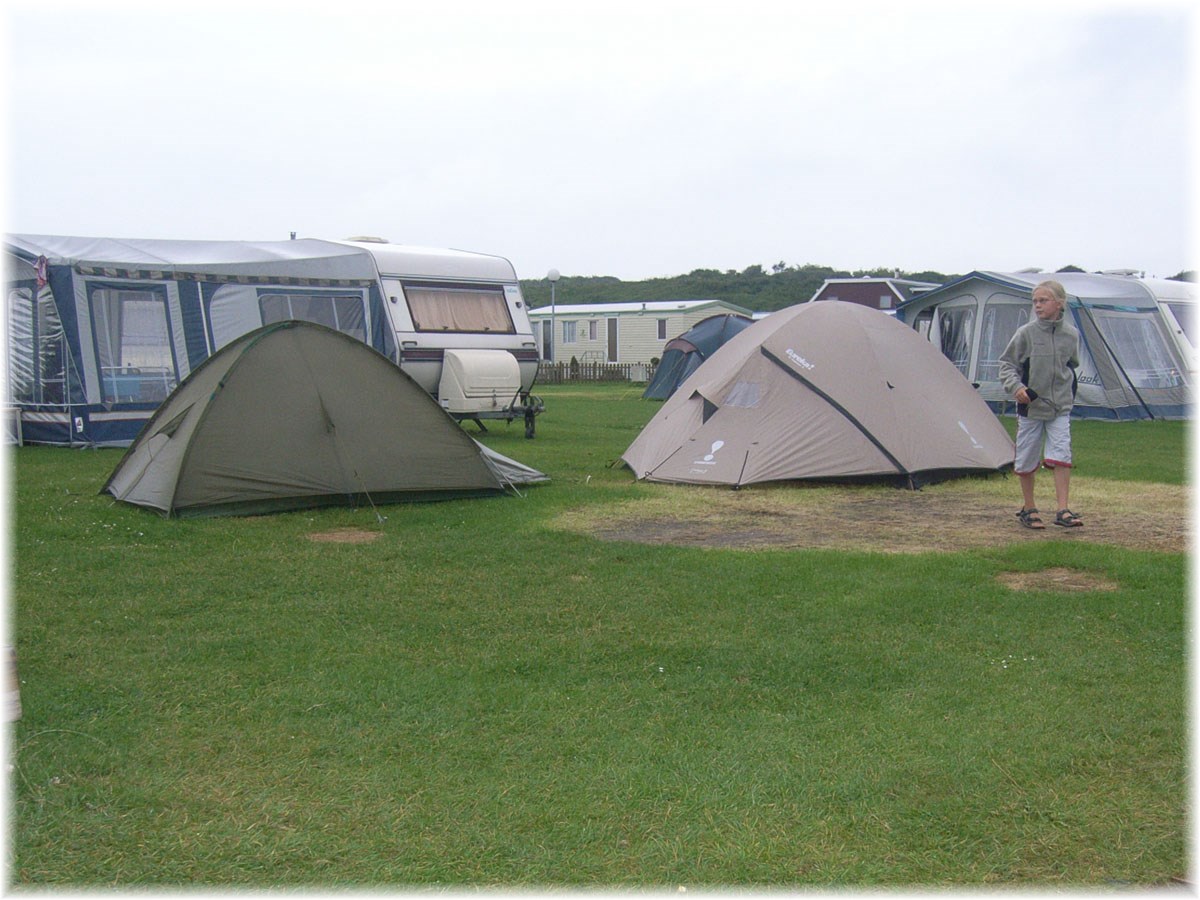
[556,477,1188,554]
[307,528,381,544]
[995,566,1120,592]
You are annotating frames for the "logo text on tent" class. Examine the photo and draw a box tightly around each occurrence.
[785,348,815,370]
[692,440,725,466]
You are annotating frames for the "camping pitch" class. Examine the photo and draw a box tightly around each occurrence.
[623,301,1014,488]
[102,321,547,517]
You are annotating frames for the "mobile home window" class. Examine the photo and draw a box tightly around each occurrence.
[588,320,598,341]
[259,290,367,342]
[403,283,516,334]
[89,285,177,403]
[562,320,577,343]
[657,319,668,340]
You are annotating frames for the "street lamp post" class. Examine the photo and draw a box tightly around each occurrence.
[547,268,560,362]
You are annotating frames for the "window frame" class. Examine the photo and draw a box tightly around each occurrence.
[87,281,179,404]
[257,288,368,342]
[1088,307,1188,389]
[975,295,1032,384]
[935,300,977,377]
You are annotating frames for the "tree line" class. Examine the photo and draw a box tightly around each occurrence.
[521,263,1197,313]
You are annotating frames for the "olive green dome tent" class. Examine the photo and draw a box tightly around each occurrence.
[102,321,546,517]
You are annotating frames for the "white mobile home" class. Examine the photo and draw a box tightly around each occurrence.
[808,276,941,310]
[527,299,755,365]
[4,234,543,445]
[895,270,1192,420]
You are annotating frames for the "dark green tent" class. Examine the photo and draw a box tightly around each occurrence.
[643,314,755,400]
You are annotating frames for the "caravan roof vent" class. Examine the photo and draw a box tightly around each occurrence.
[1016,267,1043,274]
[1101,268,1142,277]
[346,235,390,243]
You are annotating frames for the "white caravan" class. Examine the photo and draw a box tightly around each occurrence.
[4,234,543,445]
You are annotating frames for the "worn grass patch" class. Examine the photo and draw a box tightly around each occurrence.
[552,476,1188,554]
[995,567,1121,592]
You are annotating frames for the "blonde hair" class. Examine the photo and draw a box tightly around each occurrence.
[1034,279,1067,304]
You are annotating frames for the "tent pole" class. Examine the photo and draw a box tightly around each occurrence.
[761,346,913,486]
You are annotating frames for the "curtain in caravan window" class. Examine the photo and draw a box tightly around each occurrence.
[1088,309,1185,388]
[405,285,515,333]
[89,286,176,403]
[937,306,975,376]
[976,301,1031,383]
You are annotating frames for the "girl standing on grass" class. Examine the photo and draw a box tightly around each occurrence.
[999,279,1084,529]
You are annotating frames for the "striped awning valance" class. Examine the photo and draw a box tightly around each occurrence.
[74,265,374,288]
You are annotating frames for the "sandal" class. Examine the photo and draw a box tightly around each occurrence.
[1017,507,1045,530]
[1054,509,1083,528]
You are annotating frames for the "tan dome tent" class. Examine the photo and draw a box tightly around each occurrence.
[622,301,1014,488]
[102,321,547,517]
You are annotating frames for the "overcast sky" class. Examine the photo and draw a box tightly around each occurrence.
[2,1,1195,281]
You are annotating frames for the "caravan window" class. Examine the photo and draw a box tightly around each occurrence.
[1164,302,1197,346]
[937,306,975,376]
[1088,309,1186,388]
[403,283,516,334]
[259,290,366,342]
[976,300,1031,383]
[89,285,177,403]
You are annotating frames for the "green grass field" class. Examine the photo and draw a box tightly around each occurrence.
[9,384,1189,886]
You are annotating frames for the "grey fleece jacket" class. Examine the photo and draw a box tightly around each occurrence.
[998,314,1081,419]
